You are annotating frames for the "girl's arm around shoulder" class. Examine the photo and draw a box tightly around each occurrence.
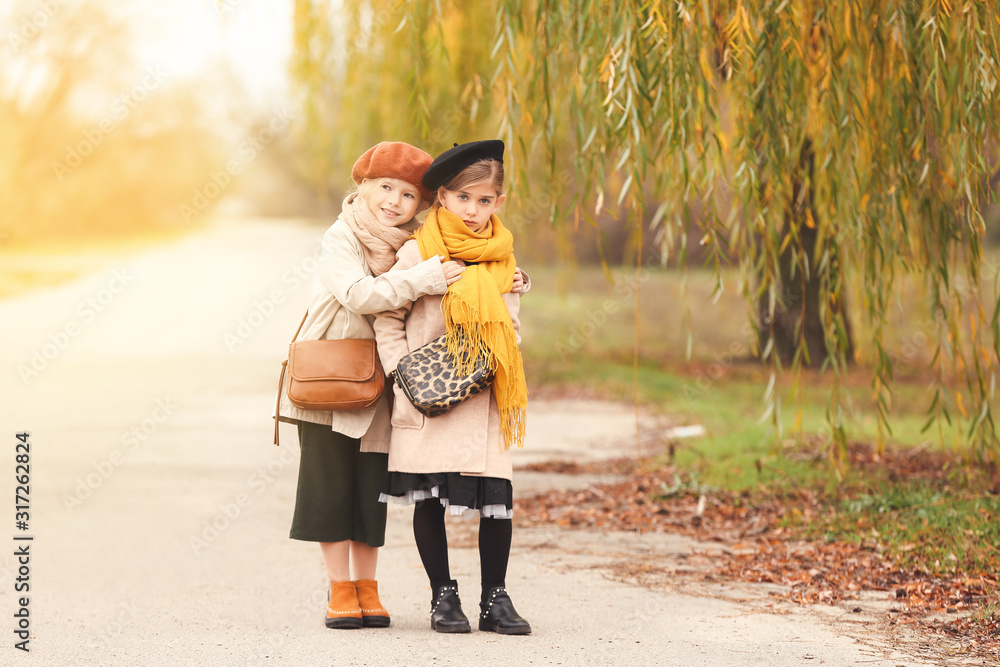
[372,241,424,372]
[514,267,532,293]
[318,223,448,315]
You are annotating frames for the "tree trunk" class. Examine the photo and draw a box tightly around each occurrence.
[757,139,855,368]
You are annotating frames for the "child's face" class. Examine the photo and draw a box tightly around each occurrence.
[366,178,423,227]
[437,181,506,234]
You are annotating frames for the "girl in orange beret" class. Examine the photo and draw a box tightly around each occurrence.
[274,141,469,629]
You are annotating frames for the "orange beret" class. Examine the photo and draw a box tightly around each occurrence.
[351,141,434,202]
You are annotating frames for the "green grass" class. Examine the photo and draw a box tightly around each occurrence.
[809,486,1000,574]
[520,265,969,489]
[520,264,1000,576]
[972,599,1000,625]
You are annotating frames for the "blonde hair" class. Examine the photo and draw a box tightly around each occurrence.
[352,177,429,216]
[440,159,504,195]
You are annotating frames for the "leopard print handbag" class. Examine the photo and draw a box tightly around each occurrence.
[393,334,496,417]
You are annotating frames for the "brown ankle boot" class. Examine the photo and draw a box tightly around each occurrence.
[326,581,362,629]
[354,579,391,627]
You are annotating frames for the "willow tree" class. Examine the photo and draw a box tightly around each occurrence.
[292,0,1000,460]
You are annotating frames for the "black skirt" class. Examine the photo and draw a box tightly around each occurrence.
[289,422,388,545]
[380,472,513,519]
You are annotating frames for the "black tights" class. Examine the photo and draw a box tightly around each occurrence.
[412,499,512,605]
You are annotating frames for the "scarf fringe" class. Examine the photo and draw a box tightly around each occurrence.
[440,293,527,449]
[500,406,527,450]
[441,294,496,373]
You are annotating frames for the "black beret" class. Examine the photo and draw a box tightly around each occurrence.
[422,140,505,191]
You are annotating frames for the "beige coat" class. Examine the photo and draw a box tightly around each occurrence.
[275,220,448,453]
[373,239,522,480]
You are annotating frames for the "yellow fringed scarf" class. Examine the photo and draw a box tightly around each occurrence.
[413,205,527,448]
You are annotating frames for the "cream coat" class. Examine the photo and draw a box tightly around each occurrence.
[373,239,522,480]
[274,220,448,453]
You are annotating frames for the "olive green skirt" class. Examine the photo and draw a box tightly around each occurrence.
[289,421,388,547]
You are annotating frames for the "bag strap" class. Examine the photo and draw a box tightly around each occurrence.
[273,359,287,446]
[273,310,310,446]
[289,310,309,344]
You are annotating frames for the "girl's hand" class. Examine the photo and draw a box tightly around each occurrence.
[512,267,526,292]
[441,259,466,285]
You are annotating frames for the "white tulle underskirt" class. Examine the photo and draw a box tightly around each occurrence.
[379,485,514,520]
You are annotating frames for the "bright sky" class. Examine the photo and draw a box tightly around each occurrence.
[126,0,294,109]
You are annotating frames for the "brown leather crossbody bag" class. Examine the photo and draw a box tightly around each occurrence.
[273,311,385,445]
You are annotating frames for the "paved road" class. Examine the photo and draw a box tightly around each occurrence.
[0,219,940,666]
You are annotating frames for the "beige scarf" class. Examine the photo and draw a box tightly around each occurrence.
[338,193,420,275]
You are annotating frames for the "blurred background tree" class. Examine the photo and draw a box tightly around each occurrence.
[0,1,316,246]
[0,2,218,242]
[291,0,1000,460]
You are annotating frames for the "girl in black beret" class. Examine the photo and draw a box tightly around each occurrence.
[374,140,532,635]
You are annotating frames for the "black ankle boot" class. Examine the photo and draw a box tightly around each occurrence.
[430,580,471,633]
[479,587,531,635]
